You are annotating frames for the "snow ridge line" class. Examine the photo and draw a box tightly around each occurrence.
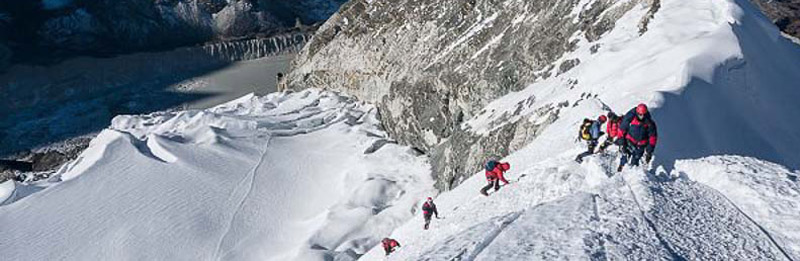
[213,134,273,260]
[696,183,796,261]
[587,194,609,261]
[618,173,685,261]
[468,211,523,260]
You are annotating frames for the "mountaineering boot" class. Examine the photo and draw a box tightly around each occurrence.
[617,163,624,172]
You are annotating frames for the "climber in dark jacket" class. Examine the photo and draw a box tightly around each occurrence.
[617,103,658,171]
[422,197,439,230]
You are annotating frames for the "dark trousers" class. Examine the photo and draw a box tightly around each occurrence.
[481,179,500,195]
[620,143,646,167]
[576,139,598,162]
[587,139,598,153]
[424,213,432,229]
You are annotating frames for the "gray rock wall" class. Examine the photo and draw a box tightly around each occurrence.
[286,0,659,190]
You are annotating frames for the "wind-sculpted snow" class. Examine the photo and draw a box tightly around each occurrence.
[0,89,434,261]
[0,180,13,204]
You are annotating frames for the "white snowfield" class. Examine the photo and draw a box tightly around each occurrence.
[0,89,434,261]
[362,0,800,259]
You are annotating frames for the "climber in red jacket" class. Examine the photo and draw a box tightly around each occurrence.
[382,238,401,256]
[480,160,510,196]
[598,112,623,152]
[422,197,439,230]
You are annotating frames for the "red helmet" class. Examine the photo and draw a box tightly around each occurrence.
[598,115,607,123]
[427,197,432,201]
[636,104,648,115]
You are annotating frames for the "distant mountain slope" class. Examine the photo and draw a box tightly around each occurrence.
[0,0,346,68]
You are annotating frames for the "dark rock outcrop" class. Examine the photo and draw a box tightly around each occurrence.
[285,0,659,190]
[749,0,800,39]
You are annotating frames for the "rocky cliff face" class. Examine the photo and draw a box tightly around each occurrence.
[285,0,661,190]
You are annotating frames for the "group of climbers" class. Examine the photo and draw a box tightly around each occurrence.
[576,103,658,171]
[382,104,655,257]
[383,160,511,256]
[383,197,440,255]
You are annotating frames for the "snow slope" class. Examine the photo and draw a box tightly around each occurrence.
[363,152,800,260]
[361,0,800,259]
[0,89,434,260]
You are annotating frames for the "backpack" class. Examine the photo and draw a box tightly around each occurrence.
[484,160,498,171]
[579,119,594,140]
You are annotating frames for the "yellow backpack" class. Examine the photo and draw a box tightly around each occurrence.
[579,119,593,140]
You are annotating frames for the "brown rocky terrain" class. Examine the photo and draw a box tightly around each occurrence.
[750,0,800,39]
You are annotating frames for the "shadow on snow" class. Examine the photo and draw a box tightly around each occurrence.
[652,0,800,173]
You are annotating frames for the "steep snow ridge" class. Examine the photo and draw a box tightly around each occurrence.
[466,0,739,134]
[361,0,800,259]
[466,0,800,170]
[363,152,799,260]
[0,90,434,261]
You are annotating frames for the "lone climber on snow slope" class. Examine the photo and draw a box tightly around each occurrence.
[382,238,401,256]
[422,197,439,230]
[481,160,511,196]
